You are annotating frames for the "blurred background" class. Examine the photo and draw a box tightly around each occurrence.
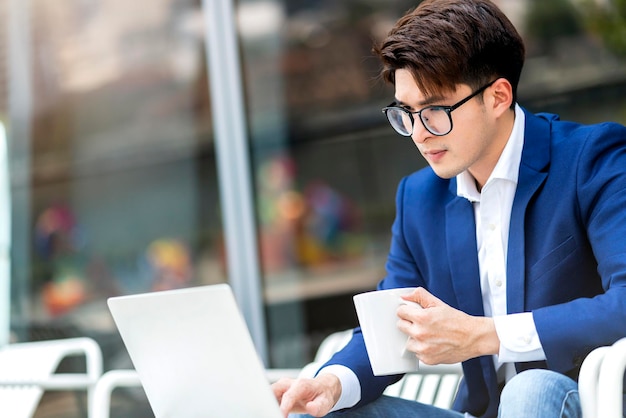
[1,0,625,415]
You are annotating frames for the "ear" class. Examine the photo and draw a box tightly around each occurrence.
[488,78,514,117]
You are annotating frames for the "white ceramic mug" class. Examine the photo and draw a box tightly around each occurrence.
[353,287,421,376]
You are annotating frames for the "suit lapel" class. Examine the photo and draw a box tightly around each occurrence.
[506,110,551,314]
[445,110,552,316]
[446,186,484,316]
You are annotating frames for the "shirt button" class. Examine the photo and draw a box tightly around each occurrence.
[523,336,531,344]
[495,280,503,287]
[489,223,496,231]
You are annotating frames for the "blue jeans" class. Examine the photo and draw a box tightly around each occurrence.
[290,369,581,418]
[498,369,581,418]
[290,395,464,418]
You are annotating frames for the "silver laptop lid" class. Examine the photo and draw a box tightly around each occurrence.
[108,284,281,418]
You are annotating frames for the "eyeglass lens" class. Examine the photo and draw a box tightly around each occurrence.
[386,107,451,136]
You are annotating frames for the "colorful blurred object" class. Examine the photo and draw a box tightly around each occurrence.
[34,204,87,316]
[35,205,82,260]
[146,238,192,291]
[257,155,364,273]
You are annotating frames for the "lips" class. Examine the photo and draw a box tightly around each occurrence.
[422,148,447,163]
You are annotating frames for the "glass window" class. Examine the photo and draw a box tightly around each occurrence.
[6,0,223,413]
[239,0,430,367]
[239,0,626,368]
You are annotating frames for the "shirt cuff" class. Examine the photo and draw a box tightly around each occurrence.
[493,312,546,362]
[317,365,361,412]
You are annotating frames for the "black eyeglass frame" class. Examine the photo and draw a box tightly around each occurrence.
[382,79,498,137]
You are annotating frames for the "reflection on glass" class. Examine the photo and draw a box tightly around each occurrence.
[240,0,626,367]
[8,1,223,413]
[257,154,365,274]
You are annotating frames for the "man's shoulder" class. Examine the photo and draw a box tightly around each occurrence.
[526,111,626,189]
[524,110,626,165]
[528,110,626,141]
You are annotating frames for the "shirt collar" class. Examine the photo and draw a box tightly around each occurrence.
[456,104,525,202]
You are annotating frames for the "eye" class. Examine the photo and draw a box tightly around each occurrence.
[391,101,413,112]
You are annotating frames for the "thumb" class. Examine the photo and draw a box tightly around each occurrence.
[402,287,442,309]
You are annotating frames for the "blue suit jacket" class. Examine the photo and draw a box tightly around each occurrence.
[324,109,626,417]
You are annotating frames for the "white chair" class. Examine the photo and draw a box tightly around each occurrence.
[383,362,463,408]
[296,329,354,380]
[0,337,103,417]
[91,369,142,418]
[579,337,626,418]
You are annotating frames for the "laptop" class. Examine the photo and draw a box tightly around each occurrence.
[107,284,283,418]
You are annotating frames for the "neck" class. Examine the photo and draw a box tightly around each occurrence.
[469,107,516,190]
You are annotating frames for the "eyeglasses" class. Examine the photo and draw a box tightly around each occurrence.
[382,79,497,137]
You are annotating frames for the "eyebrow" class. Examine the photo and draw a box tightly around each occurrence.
[393,94,447,110]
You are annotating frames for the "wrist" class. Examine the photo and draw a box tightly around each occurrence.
[476,316,500,356]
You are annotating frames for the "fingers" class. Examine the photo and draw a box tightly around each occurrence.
[397,287,447,337]
[397,313,421,339]
[397,299,425,322]
[276,378,320,417]
[275,375,339,418]
[276,379,302,416]
[401,287,443,308]
[271,377,294,404]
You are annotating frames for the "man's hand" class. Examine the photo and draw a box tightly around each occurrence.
[272,373,342,418]
[398,287,500,364]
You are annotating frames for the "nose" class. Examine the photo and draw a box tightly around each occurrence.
[411,122,430,145]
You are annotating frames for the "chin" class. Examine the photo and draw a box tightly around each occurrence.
[429,166,459,180]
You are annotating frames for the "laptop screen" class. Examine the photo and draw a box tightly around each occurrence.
[108,284,282,417]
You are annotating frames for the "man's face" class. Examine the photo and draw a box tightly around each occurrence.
[393,69,505,185]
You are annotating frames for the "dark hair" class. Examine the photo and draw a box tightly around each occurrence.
[374,0,525,105]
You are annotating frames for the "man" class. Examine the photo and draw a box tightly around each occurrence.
[272,0,626,417]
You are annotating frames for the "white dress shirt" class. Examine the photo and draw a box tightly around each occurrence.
[457,104,545,382]
[324,104,545,412]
